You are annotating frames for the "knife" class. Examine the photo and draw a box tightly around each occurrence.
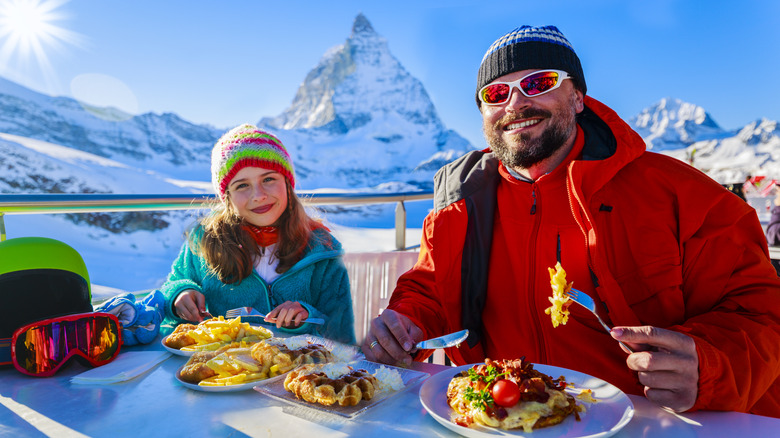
[415,329,469,350]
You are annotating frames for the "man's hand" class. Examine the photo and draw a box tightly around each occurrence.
[173,289,212,323]
[611,326,699,412]
[362,309,424,367]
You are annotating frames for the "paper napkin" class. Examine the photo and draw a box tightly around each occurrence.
[70,350,171,384]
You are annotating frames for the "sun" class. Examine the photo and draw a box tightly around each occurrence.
[4,0,51,40]
[0,0,83,88]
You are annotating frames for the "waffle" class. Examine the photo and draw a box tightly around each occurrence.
[249,339,335,377]
[283,363,380,406]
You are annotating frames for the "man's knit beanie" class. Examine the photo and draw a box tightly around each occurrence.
[211,124,295,201]
[476,25,586,107]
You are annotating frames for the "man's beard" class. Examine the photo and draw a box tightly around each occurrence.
[484,102,577,170]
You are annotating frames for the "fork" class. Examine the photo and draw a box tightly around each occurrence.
[566,288,634,353]
[225,306,324,325]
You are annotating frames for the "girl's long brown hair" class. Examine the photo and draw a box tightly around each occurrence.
[191,180,327,284]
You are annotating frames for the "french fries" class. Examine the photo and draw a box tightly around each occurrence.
[179,316,272,352]
[198,346,269,387]
[544,262,573,328]
[175,317,274,387]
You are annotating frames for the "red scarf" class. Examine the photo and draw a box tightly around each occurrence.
[242,224,279,247]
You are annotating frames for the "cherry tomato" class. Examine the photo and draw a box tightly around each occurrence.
[491,379,520,407]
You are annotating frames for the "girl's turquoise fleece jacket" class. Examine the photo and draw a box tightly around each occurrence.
[160,226,355,344]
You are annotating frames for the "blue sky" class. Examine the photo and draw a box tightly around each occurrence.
[1,0,778,148]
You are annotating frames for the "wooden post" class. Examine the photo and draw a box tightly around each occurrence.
[395,201,406,250]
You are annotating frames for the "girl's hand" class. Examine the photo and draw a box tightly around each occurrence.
[267,301,309,328]
[173,289,212,323]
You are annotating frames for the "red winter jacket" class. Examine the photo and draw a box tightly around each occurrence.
[388,96,780,417]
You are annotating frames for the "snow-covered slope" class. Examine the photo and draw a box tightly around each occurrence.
[0,76,220,180]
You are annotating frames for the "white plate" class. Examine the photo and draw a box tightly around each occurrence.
[161,335,196,357]
[175,369,266,392]
[420,363,634,438]
[253,360,429,418]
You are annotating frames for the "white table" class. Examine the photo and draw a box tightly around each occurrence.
[1,339,778,437]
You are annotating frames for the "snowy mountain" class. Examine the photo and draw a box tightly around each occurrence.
[0,76,220,181]
[628,98,780,183]
[259,14,472,190]
[0,14,471,194]
[629,97,728,150]
[0,14,474,291]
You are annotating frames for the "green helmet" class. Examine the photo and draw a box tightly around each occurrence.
[0,237,93,364]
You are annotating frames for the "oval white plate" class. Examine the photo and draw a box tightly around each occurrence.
[161,335,196,357]
[419,363,634,438]
[175,370,265,392]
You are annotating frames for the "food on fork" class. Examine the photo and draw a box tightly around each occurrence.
[164,316,272,352]
[447,358,589,432]
[544,262,573,327]
[284,363,404,407]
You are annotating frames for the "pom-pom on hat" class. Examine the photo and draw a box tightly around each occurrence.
[211,124,295,201]
[476,25,586,107]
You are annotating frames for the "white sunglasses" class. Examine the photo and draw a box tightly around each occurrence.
[478,69,571,105]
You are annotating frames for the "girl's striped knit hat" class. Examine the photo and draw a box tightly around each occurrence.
[476,25,586,107]
[211,124,295,201]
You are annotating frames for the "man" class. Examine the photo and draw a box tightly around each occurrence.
[362,25,780,417]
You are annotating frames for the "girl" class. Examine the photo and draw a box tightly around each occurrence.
[160,124,355,344]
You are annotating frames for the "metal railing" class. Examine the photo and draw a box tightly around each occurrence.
[0,191,433,250]
[2,192,778,267]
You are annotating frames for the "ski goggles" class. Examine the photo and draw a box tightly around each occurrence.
[478,69,571,105]
[10,312,121,377]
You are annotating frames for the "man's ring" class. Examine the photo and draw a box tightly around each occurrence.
[369,340,379,349]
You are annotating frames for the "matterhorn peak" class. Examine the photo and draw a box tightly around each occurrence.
[261,13,443,135]
[257,13,472,191]
[352,13,375,36]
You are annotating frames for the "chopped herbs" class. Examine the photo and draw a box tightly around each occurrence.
[463,365,509,411]
[464,386,494,411]
[467,365,507,385]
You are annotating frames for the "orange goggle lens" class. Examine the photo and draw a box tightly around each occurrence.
[11,312,121,377]
[479,70,569,105]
